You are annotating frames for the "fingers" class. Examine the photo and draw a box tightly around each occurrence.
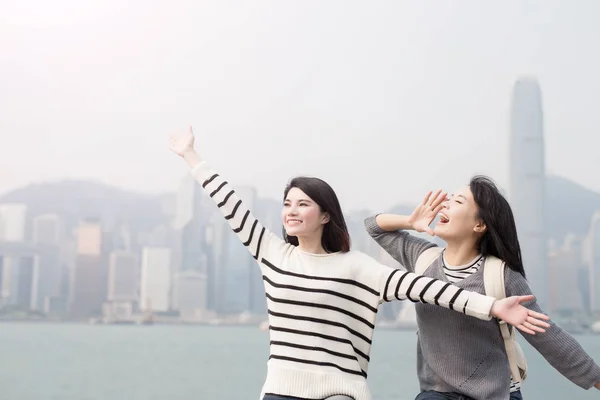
[431,191,448,209]
[527,310,550,321]
[422,191,433,206]
[515,324,536,335]
[516,295,535,303]
[524,320,546,333]
[428,189,442,207]
[527,316,551,330]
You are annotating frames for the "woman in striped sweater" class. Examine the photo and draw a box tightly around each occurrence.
[168,128,550,400]
[365,178,600,400]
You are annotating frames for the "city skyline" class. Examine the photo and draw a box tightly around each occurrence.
[2,1,600,213]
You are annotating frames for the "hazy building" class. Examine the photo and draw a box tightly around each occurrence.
[107,250,138,302]
[32,214,63,310]
[173,270,207,319]
[0,203,27,242]
[70,219,105,317]
[0,244,40,310]
[509,77,547,307]
[548,234,584,313]
[140,247,171,312]
[33,214,62,245]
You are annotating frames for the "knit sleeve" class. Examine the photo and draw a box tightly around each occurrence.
[504,269,600,389]
[376,262,495,321]
[190,162,289,263]
[364,215,436,272]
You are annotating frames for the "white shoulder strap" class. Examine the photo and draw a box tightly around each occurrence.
[414,246,444,275]
[484,255,525,383]
[483,255,506,299]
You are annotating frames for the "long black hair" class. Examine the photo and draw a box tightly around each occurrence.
[282,177,351,253]
[469,175,526,277]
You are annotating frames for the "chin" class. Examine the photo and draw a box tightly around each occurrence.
[433,226,448,239]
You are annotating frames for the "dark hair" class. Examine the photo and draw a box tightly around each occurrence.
[282,177,351,253]
[469,175,526,277]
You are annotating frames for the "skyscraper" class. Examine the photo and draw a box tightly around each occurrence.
[140,247,171,312]
[70,219,105,317]
[33,214,63,310]
[509,77,547,307]
[107,250,138,302]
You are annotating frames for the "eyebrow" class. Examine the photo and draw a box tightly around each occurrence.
[284,198,313,203]
[456,194,467,200]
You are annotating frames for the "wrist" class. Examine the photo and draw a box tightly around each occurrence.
[182,150,202,169]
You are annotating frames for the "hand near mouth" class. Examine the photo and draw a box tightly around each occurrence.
[408,189,447,236]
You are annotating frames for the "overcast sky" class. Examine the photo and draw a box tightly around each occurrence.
[1,0,599,213]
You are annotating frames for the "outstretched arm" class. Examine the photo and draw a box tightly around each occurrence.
[169,127,288,263]
[375,262,550,334]
[505,269,600,390]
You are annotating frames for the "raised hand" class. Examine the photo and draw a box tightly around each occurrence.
[490,295,551,335]
[408,189,447,236]
[169,126,202,169]
[169,126,196,157]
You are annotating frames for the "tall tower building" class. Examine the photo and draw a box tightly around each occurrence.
[509,77,547,307]
[33,214,63,310]
[70,218,105,317]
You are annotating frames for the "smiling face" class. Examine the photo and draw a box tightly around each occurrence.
[433,185,487,242]
[281,187,330,240]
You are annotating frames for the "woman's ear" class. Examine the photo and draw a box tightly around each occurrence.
[473,220,487,234]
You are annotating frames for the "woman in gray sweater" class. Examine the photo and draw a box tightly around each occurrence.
[365,175,600,400]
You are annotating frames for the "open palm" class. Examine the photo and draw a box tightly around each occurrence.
[408,189,447,236]
[169,126,196,157]
[491,295,550,335]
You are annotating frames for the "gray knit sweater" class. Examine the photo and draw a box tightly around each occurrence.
[364,216,600,400]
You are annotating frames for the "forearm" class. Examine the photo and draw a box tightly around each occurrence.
[380,268,494,321]
[375,214,413,231]
[182,149,203,169]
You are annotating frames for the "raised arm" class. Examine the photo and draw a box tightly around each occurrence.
[365,190,446,272]
[364,215,436,272]
[372,260,550,334]
[169,127,289,263]
[505,269,600,390]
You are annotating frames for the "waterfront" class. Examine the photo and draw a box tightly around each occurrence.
[1,322,599,399]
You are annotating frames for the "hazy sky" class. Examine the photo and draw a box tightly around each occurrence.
[2,1,599,213]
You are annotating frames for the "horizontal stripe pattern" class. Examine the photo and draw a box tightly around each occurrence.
[191,163,494,400]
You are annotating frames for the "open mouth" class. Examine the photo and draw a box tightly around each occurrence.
[439,213,450,224]
[287,219,302,226]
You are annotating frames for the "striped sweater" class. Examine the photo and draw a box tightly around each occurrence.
[191,162,497,400]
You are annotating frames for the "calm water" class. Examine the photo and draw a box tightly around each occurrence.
[1,322,599,400]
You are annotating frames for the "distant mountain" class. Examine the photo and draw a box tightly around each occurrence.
[1,175,598,245]
[546,175,600,243]
[0,180,168,236]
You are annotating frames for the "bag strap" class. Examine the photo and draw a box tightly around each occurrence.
[484,255,523,383]
[414,246,444,275]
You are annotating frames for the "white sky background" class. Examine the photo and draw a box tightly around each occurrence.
[1,0,598,213]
